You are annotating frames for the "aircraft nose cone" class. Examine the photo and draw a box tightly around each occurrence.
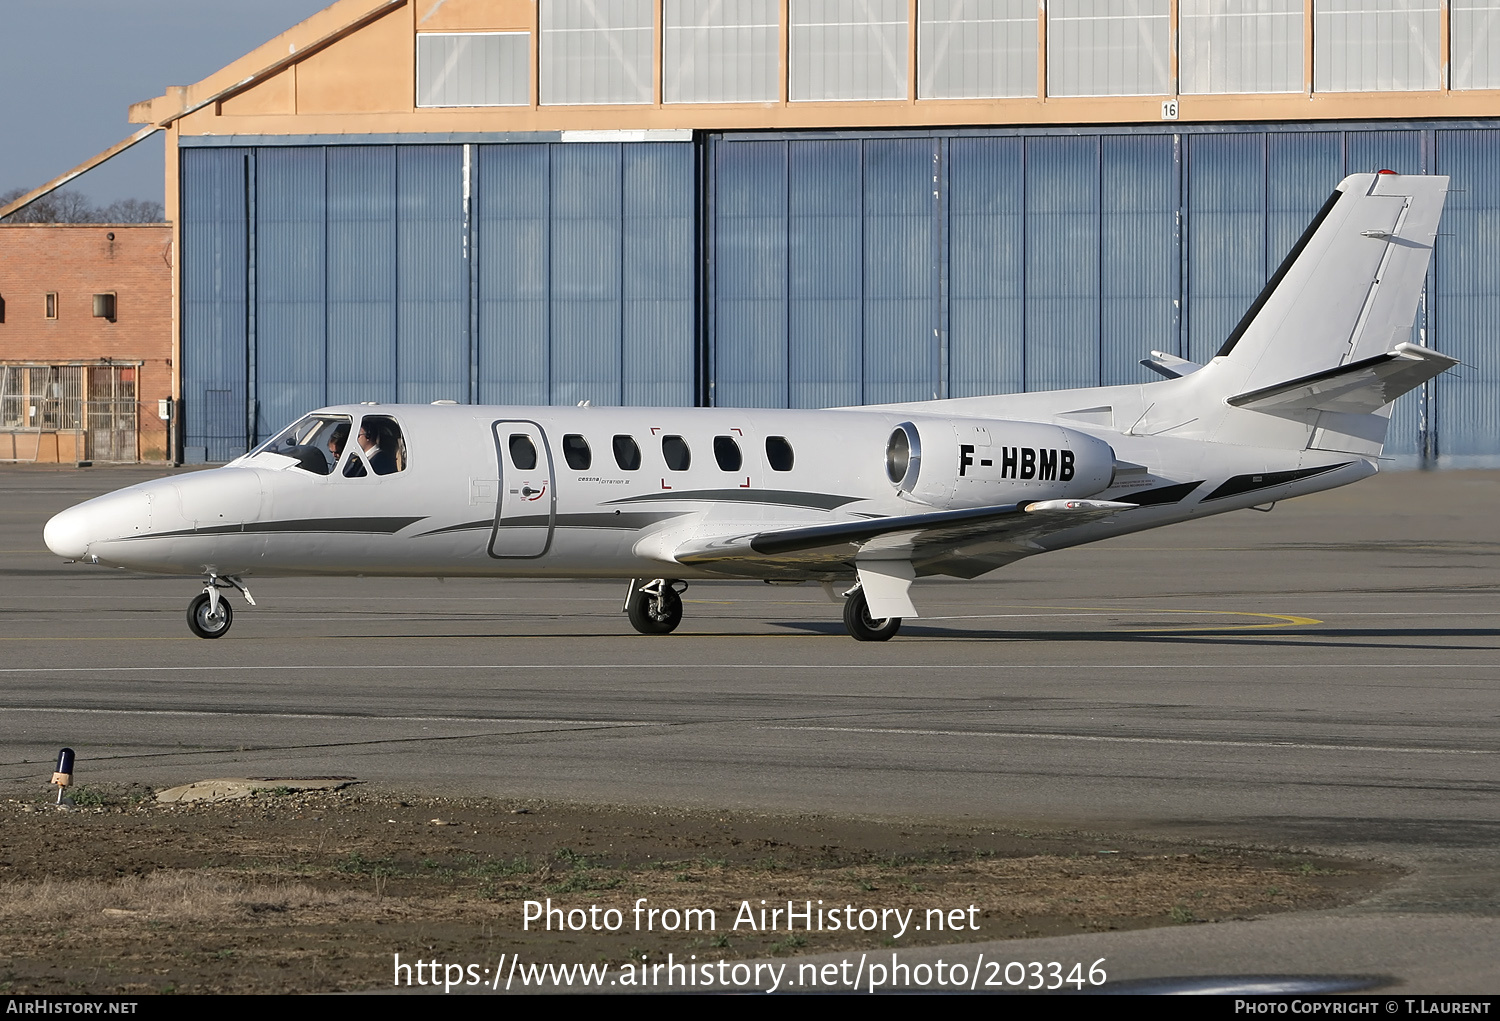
[44,505,92,561]
[44,489,153,562]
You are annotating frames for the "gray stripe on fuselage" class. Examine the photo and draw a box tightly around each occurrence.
[602,489,860,510]
[115,516,426,541]
[415,511,679,537]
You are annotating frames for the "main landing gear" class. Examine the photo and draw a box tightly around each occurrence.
[625,578,686,635]
[842,584,901,642]
[186,574,255,639]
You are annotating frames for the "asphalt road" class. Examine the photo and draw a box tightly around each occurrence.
[2,464,1496,993]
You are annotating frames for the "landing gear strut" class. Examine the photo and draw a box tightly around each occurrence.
[186,574,254,639]
[625,578,686,635]
[842,585,901,642]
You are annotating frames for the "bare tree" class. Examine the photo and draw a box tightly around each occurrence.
[99,198,166,223]
[1,187,164,224]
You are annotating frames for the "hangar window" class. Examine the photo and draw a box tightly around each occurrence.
[613,434,642,471]
[1454,0,1500,89]
[1179,0,1302,95]
[766,436,795,472]
[662,435,691,471]
[509,433,538,470]
[790,0,909,101]
[417,32,530,107]
[1313,0,1440,92]
[664,0,779,103]
[541,0,654,105]
[713,435,742,472]
[562,433,592,470]
[918,0,1038,100]
[1047,0,1170,97]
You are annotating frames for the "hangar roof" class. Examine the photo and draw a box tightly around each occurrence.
[129,0,1499,139]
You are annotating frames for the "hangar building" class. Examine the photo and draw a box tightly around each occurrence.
[124,0,1500,465]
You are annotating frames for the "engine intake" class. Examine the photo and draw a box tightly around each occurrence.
[885,422,921,491]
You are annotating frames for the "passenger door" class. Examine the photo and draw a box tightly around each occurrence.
[489,420,555,558]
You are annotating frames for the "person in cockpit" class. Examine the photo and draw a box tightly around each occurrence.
[327,423,350,472]
[357,420,399,476]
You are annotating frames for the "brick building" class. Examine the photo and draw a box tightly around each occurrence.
[0,223,172,462]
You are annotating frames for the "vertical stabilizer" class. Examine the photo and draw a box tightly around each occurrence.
[1217,172,1448,397]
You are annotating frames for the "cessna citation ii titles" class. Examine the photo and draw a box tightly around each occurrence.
[46,172,1459,641]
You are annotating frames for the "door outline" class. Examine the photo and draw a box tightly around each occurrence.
[487,419,556,559]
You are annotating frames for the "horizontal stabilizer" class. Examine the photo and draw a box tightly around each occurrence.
[1226,343,1458,416]
[1140,351,1203,379]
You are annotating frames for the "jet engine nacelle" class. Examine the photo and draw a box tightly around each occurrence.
[884,417,1115,509]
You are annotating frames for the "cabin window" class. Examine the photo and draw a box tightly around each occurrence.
[256,414,353,475]
[613,434,641,471]
[508,433,537,470]
[765,436,794,471]
[562,433,591,470]
[713,435,742,472]
[662,435,691,471]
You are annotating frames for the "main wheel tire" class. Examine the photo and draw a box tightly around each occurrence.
[187,592,233,639]
[627,584,683,635]
[843,589,901,642]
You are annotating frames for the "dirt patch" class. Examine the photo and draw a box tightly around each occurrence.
[0,784,1397,994]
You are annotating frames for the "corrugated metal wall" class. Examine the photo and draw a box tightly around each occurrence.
[704,122,1499,464]
[182,123,1500,465]
[181,148,251,463]
[182,140,695,460]
[1435,130,1500,459]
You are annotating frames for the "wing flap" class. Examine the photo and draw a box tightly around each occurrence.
[667,498,1135,573]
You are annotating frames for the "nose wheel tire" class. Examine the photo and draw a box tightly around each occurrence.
[627,584,683,635]
[187,592,233,639]
[843,588,901,642]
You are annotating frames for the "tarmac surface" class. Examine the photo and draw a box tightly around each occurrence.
[1,464,1496,993]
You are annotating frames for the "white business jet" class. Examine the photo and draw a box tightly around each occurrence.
[46,172,1457,641]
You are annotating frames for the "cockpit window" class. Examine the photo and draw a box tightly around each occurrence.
[356,415,407,476]
[255,414,353,475]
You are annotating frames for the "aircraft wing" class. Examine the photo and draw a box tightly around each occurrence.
[659,498,1135,583]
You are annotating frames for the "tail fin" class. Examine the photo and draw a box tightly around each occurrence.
[1205,172,1451,455]
[1218,171,1448,395]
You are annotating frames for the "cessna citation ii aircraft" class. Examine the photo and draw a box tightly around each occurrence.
[46,172,1458,641]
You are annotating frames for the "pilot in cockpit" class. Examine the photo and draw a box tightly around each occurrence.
[343,417,404,477]
[327,423,350,472]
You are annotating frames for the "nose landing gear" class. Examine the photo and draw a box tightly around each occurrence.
[625,578,686,635]
[186,574,255,639]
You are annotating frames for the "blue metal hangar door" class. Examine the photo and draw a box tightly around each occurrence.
[704,123,1498,466]
[704,131,1179,409]
[180,148,251,464]
[179,138,695,462]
